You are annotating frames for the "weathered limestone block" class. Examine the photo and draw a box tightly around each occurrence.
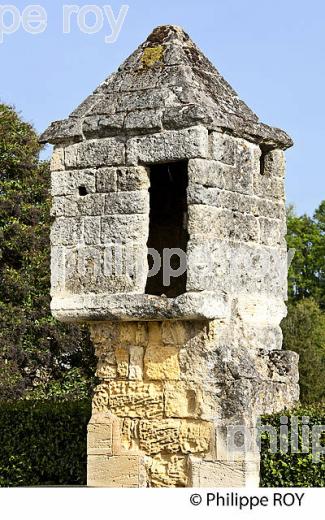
[139,419,180,454]
[254,171,285,201]
[129,346,144,380]
[101,214,148,243]
[50,217,82,246]
[144,345,180,380]
[88,415,113,455]
[210,133,260,174]
[164,382,201,418]
[83,217,101,245]
[147,454,188,487]
[124,108,163,132]
[50,246,65,294]
[95,168,117,192]
[188,205,260,242]
[138,419,211,455]
[105,191,149,215]
[116,166,150,191]
[190,458,260,487]
[51,169,96,197]
[115,346,129,378]
[82,113,125,137]
[77,193,106,216]
[106,381,164,419]
[64,138,125,169]
[259,216,287,246]
[50,147,65,172]
[186,240,288,297]
[187,185,286,220]
[210,132,237,165]
[88,454,141,487]
[188,158,254,195]
[126,126,209,165]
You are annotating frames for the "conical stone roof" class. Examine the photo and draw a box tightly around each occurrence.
[40,25,292,149]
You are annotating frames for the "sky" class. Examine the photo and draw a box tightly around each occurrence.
[0,0,324,216]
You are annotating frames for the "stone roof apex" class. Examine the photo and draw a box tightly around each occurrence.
[40,25,292,149]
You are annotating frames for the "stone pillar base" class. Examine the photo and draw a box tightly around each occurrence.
[87,320,299,487]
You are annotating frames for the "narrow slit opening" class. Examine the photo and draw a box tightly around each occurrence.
[145,161,188,298]
[259,145,273,175]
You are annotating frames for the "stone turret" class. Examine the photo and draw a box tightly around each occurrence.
[41,25,299,487]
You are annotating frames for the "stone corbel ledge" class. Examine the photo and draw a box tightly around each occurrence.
[51,291,230,322]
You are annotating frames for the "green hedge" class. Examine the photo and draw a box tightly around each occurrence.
[260,404,325,487]
[0,401,323,486]
[0,400,91,486]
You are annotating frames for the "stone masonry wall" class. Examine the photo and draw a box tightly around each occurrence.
[88,320,299,487]
[50,128,289,324]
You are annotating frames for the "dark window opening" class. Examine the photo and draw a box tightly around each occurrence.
[78,186,88,196]
[145,161,188,298]
[259,145,273,175]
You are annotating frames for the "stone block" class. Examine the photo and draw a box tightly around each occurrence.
[107,381,164,418]
[96,168,117,192]
[50,147,65,171]
[87,415,113,455]
[144,345,180,380]
[259,217,287,246]
[50,246,65,294]
[190,458,259,487]
[139,419,180,455]
[118,322,148,347]
[50,217,82,246]
[77,194,105,216]
[126,126,208,165]
[164,381,201,418]
[116,166,150,191]
[254,172,285,201]
[101,214,148,244]
[188,206,259,242]
[263,149,286,178]
[115,345,129,378]
[210,132,237,165]
[51,169,96,197]
[129,346,144,380]
[51,196,78,217]
[64,137,125,169]
[124,109,163,132]
[83,217,101,245]
[105,191,149,214]
[82,113,125,137]
[87,454,140,487]
[161,321,190,346]
[179,420,211,454]
[188,159,225,189]
[148,454,188,487]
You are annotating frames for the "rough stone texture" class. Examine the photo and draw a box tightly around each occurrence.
[43,25,298,487]
[40,26,292,149]
[86,321,298,487]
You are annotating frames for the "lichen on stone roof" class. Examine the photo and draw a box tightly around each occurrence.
[40,25,293,149]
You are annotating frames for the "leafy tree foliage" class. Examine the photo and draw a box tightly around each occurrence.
[0,103,96,400]
[287,203,325,308]
[282,299,325,403]
[284,203,325,403]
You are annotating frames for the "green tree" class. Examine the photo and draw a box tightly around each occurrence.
[286,203,325,308]
[0,103,96,400]
[282,299,325,403]
[285,203,325,403]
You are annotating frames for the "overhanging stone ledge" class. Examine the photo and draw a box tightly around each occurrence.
[51,291,230,322]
